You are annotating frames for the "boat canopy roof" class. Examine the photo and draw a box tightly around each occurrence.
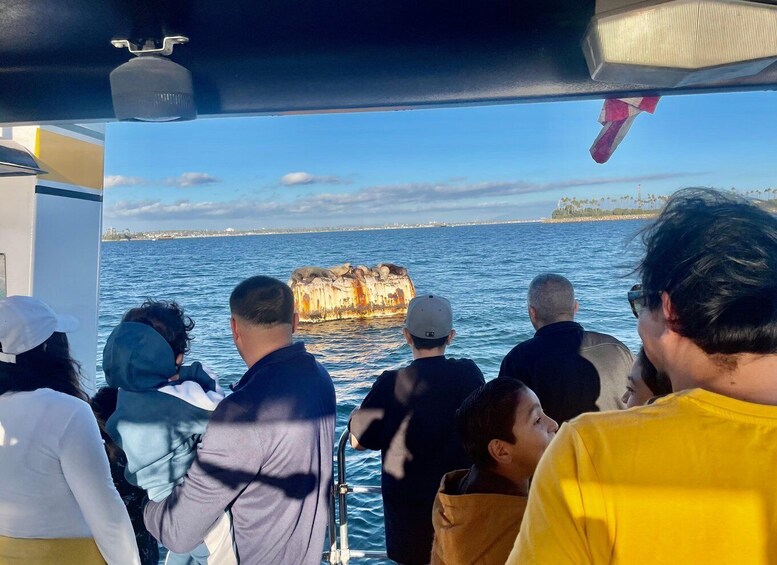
[3,0,777,124]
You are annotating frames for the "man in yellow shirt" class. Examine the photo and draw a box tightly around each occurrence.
[508,187,777,565]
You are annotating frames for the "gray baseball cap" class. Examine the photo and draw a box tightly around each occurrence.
[404,295,453,339]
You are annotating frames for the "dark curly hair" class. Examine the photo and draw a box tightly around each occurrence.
[122,299,194,357]
[638,187,777,355]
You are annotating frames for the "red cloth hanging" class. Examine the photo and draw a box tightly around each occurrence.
[590,97,660,164]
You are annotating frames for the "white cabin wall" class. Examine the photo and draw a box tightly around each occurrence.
[31,193,102,394]
[0,178,36,297]
[1,124,106,393]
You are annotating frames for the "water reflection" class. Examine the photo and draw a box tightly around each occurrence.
[299,316,406,377]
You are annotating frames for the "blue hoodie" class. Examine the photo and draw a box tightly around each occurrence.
[104,322,224,502]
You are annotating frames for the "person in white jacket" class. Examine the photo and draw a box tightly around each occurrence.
[0,295,140,565]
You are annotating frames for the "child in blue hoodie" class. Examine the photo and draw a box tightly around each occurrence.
[104,300,237,565]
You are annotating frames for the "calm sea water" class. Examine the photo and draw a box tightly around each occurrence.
[97,220,648,563]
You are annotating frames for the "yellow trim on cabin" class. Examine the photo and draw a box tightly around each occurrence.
[33,129,105,191]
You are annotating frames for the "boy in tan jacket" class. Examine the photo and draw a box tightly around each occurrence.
[431,378,557,565]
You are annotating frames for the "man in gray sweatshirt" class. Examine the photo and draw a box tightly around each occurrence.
[144,276,336,564]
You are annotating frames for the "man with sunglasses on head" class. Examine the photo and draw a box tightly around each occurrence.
[508,188,777,565]
[499,273,633,423]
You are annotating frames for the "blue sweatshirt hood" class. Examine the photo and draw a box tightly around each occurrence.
[103,322,215,392]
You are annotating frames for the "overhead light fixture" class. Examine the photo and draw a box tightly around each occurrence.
[0,140,46,176]
[110,36,196,122]
[582,0,777,88]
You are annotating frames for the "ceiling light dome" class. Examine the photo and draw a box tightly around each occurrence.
[583,0,777,88]
[110,36,196,122]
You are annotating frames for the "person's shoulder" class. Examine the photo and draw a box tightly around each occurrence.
[503,336,538,358]
[580,330,630,349]
[27,390,98,431]
[210,389,253,417]
[566,393,683,441]
[440,357,485,386]
[443,356,479,368]
[376,366,401,381]
[33,388,90,414]
[509,334,537,350]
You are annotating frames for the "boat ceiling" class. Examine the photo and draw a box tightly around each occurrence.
[3,0,777,124]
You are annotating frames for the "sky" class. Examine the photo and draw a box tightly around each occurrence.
[103,91,777,231]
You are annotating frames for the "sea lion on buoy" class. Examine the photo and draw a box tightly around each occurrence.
[353,265,369,281]
[380,263,408,277]
[289,262,415,322]
[292,266,334,282]
[330,263,351,277]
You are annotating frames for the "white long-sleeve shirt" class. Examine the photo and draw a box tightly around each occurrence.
[0,388,140,565]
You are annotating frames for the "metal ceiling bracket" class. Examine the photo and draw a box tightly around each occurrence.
[111,36,189,57]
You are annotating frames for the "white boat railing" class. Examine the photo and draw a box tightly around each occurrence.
[323,430,387,564]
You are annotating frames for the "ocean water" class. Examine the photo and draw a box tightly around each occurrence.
[97,220,648,563]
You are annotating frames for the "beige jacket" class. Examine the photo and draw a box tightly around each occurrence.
[431,469,527,565]
[0,536,105,564]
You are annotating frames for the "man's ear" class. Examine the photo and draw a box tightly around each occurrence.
[573,300,580,315]
[292,311,299,333]
[661,292,677,330]
[230,316,239,343]
[528,305,537,325]
[403,327,414,345]
[487,438,511,466]
[446,329,457,344]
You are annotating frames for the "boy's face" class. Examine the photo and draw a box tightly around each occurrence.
[505,389,558,476]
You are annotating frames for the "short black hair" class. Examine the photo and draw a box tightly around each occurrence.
[230,276,294,326]
[456,378,527,469]
[122,299,194,357]
[638,347,672,397]
[410,334,448,350]
[639,187,777,355]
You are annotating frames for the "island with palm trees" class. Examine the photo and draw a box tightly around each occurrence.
[549,188,777,222]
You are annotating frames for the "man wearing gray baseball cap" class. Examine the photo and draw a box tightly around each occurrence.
[349,294,485,565]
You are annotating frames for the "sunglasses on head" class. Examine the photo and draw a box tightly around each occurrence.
[627,284,659,318]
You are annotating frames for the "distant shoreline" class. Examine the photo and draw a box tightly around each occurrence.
[544,214,656,224]
[102,219,544,242]
[103,215,659,242]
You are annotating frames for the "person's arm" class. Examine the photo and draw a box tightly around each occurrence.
[144,398,263,553]
[468,359,486,385]
[499,347,526,380]
[499,347,537,391]
[60,402,141,565]
[350,433,366,450]
[498,353,512,378]
[348,372,390,451]
[506,422,608,565]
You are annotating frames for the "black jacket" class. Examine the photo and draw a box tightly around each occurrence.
[499,321,633,422]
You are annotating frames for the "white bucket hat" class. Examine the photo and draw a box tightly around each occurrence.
[0,296,79,364]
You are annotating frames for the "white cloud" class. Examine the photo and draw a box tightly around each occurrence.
[104,172,220,189]
[166,172,220,188]
[105,171,697,224]
[104,175,145,189]
[281,172,347,186]
[281,172,315,185]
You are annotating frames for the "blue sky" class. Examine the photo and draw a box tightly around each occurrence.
[103,91,777,231]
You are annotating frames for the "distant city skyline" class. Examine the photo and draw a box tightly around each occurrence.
[103,91,777,231]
